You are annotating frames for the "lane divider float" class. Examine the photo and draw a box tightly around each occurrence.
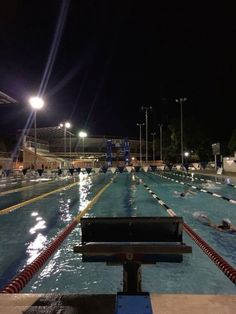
[0,180,81,216]
[0,175,83,197]
[162,170,236,188]
[154,172,236,205]
[0,178,56,197]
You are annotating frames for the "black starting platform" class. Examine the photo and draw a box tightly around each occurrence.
[74,217,192,313]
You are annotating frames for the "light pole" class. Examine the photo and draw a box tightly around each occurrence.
[79,131,87,155]
[66,129,73,162]
[29,96,44,170]
[136,123,145,166]
[59,122,71,160]
[69,130,72,161]
[158,124,163,160]
[151,132,156,161]
[175,98,187,165]
[141,106,152,163]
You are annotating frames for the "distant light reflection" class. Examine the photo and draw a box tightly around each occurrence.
[29,219,46,234]
[26,233,47,264]
[58,194,73,221]
[38,249,61,278]
[78,176,92,212]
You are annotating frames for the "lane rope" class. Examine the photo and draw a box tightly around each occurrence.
[0,176,80,197]
[0,175,115,293]
[0,179,55,196]
[137,176,236,286]
[0,180,80,216]
[154,172,236,205]
[162,170,236,188]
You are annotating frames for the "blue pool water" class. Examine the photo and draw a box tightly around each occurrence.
[0,171,236,294]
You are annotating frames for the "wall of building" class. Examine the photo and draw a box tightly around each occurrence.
[0,157,12,169]
[23,149,61,169]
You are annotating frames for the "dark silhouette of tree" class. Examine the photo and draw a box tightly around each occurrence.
[163,117,213,162]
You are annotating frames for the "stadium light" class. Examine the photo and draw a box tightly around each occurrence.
[29,97,45,170]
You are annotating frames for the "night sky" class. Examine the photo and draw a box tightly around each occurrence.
[1,1,236,143]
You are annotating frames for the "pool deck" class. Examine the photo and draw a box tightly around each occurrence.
[1,293,236,313]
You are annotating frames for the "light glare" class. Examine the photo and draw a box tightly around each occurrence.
[29,96,44,110]
[79,131,87,138]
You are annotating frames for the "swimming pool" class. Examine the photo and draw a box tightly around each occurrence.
[0,170,236,294]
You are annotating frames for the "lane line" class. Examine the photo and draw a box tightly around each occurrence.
[137,176,236,286]
[155,172,236,205]
[0,181,79,216]
[0,175,116,293]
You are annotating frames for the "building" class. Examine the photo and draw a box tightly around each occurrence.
[21,127,150,169]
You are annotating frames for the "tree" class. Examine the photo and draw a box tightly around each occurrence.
[164,117,213,163]
[181,117,213,161]
[164,120,180,162]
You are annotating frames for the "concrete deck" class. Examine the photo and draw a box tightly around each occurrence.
[0,294,236,314]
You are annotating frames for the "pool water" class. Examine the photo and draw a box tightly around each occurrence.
[0,171,236,294]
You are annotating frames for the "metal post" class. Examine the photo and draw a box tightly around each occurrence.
[69,131,71,161]
[79,131,87,158]
[34,111,37,170]
[176,98,187,165]
[29,97,44,170]
[145,110,148,163]
[140,126,142,165]
[137,123,144,166]
[159,124,163,161]
[180,100,183,165]
[151,132,156,161]
[64,124,67,160]
[123,262,142,293]
[141,106,152,164]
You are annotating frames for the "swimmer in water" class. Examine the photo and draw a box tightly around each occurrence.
[180,188,196,197]
[213,218,236,233]
[195,214,236,233]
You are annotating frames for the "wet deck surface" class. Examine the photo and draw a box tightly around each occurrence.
[1,294,236,314]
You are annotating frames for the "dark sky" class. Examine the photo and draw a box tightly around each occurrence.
[1,1,236,143]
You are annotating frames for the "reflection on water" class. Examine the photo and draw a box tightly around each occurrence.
[29,220,46,234]
[78,174,92,212]
[29,212,46,234]
[26,233,47,264]
[59,194,73,222]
